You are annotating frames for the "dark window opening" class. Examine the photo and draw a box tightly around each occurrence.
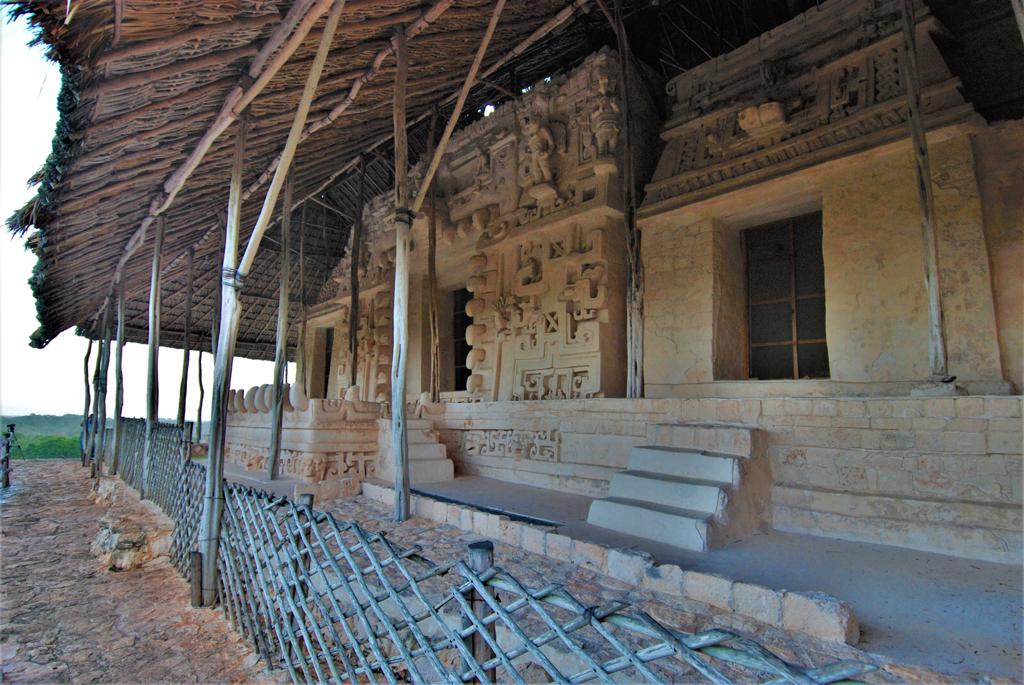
[745,212,829,380]
[322,328,334,398]
[452,289,473,391]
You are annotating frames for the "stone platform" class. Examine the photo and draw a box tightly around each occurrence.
[366,475,1022,680]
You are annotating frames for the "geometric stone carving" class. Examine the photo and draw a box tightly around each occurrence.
[642,0,979,216]
[463,428,560,461]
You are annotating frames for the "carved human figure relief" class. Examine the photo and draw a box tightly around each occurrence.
[590,70,621,160]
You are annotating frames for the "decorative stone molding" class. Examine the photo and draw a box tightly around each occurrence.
[224,383,381,486]
[640,0,980,217]
[463,428,560,461]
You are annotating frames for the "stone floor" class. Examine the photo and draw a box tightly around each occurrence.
[0,459,266,684]
[403,475,1023,681]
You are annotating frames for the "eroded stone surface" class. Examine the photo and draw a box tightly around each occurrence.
[0,460,270,684]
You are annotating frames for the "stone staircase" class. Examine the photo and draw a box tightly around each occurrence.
[379,417,455,485]
[586,423,770,552]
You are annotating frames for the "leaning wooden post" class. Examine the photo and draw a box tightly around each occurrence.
[297,203,309,395]
[80,337,93,466]
[140,217,165,498]
[94,303,114,474]
[199,116,247,607]
[348,158,367,389]
[268,175,294,480]
[202,1,343,605]
[391,27,413,522]
[177,247,195,427]
[900,0,949,383]
[111,278,127,474]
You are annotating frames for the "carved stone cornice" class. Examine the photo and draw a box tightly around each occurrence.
[640,0,981,219]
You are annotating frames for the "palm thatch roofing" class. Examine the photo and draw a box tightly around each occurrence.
[6,0,1021,360]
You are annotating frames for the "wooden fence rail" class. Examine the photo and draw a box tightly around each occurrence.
[106,418,876,685]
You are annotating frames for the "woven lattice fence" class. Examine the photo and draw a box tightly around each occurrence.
[109,418,875,685]
[115,418,146,490]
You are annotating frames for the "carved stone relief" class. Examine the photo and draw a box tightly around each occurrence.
[463,429,560,461]
[643,0,976,212]
[461,222,623,401]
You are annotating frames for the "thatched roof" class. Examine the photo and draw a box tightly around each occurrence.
[7,0,1020,360]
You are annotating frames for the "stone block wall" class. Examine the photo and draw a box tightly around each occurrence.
[433,395,1022,563]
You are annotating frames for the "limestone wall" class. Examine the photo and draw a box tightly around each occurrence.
[973,121,1024,392]
[433,395,1022,563]
[823,135,1002,383]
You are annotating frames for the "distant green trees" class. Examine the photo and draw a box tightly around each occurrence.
[8,435,79,459]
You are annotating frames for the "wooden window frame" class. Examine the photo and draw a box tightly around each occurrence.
[744,214,828,380]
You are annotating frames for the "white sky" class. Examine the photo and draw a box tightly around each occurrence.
[1,16,276,419]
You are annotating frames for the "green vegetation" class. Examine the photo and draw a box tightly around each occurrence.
[0,414,89,460]
[0,413,94,438]
[8,434,79,460]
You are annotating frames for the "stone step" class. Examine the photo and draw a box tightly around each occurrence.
[646,423,759,459]
[586,497,712,552]
[410,458,454,485]
[409,443,447,461]
[628,446,737,485]
[608,470,725,513]
[407,428,439,445]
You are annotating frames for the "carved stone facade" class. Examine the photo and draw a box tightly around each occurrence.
[461,221,625,400]
[641,0,977,216]
[433,49,655,401]
[223,383,380,486]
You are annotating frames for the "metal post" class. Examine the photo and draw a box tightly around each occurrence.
[464,540,495,682]
[140,217,165,498]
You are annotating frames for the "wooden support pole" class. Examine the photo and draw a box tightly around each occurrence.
[80,338,93,466]
[177,248,194,427]
[140,217,165,498]
[94,303,114,474]
[202,0,342,603]
[391,27,412,522]
[1014,0,1024,47]
[349,159,367,388]
[610,0,643,398]
[111,278,127,474]
[426,109,441,403]
[199,115,247,607]
[86,328,103,467]
[463,540,496,682]
[195,351,205,443]
[900,0,949,381]
[268,175,294,480]
[190,551,203,607]
[237,0,346,279]
[410,0,506,216]
[297,204,309,396]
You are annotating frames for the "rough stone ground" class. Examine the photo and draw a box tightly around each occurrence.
[0,459,265,684]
